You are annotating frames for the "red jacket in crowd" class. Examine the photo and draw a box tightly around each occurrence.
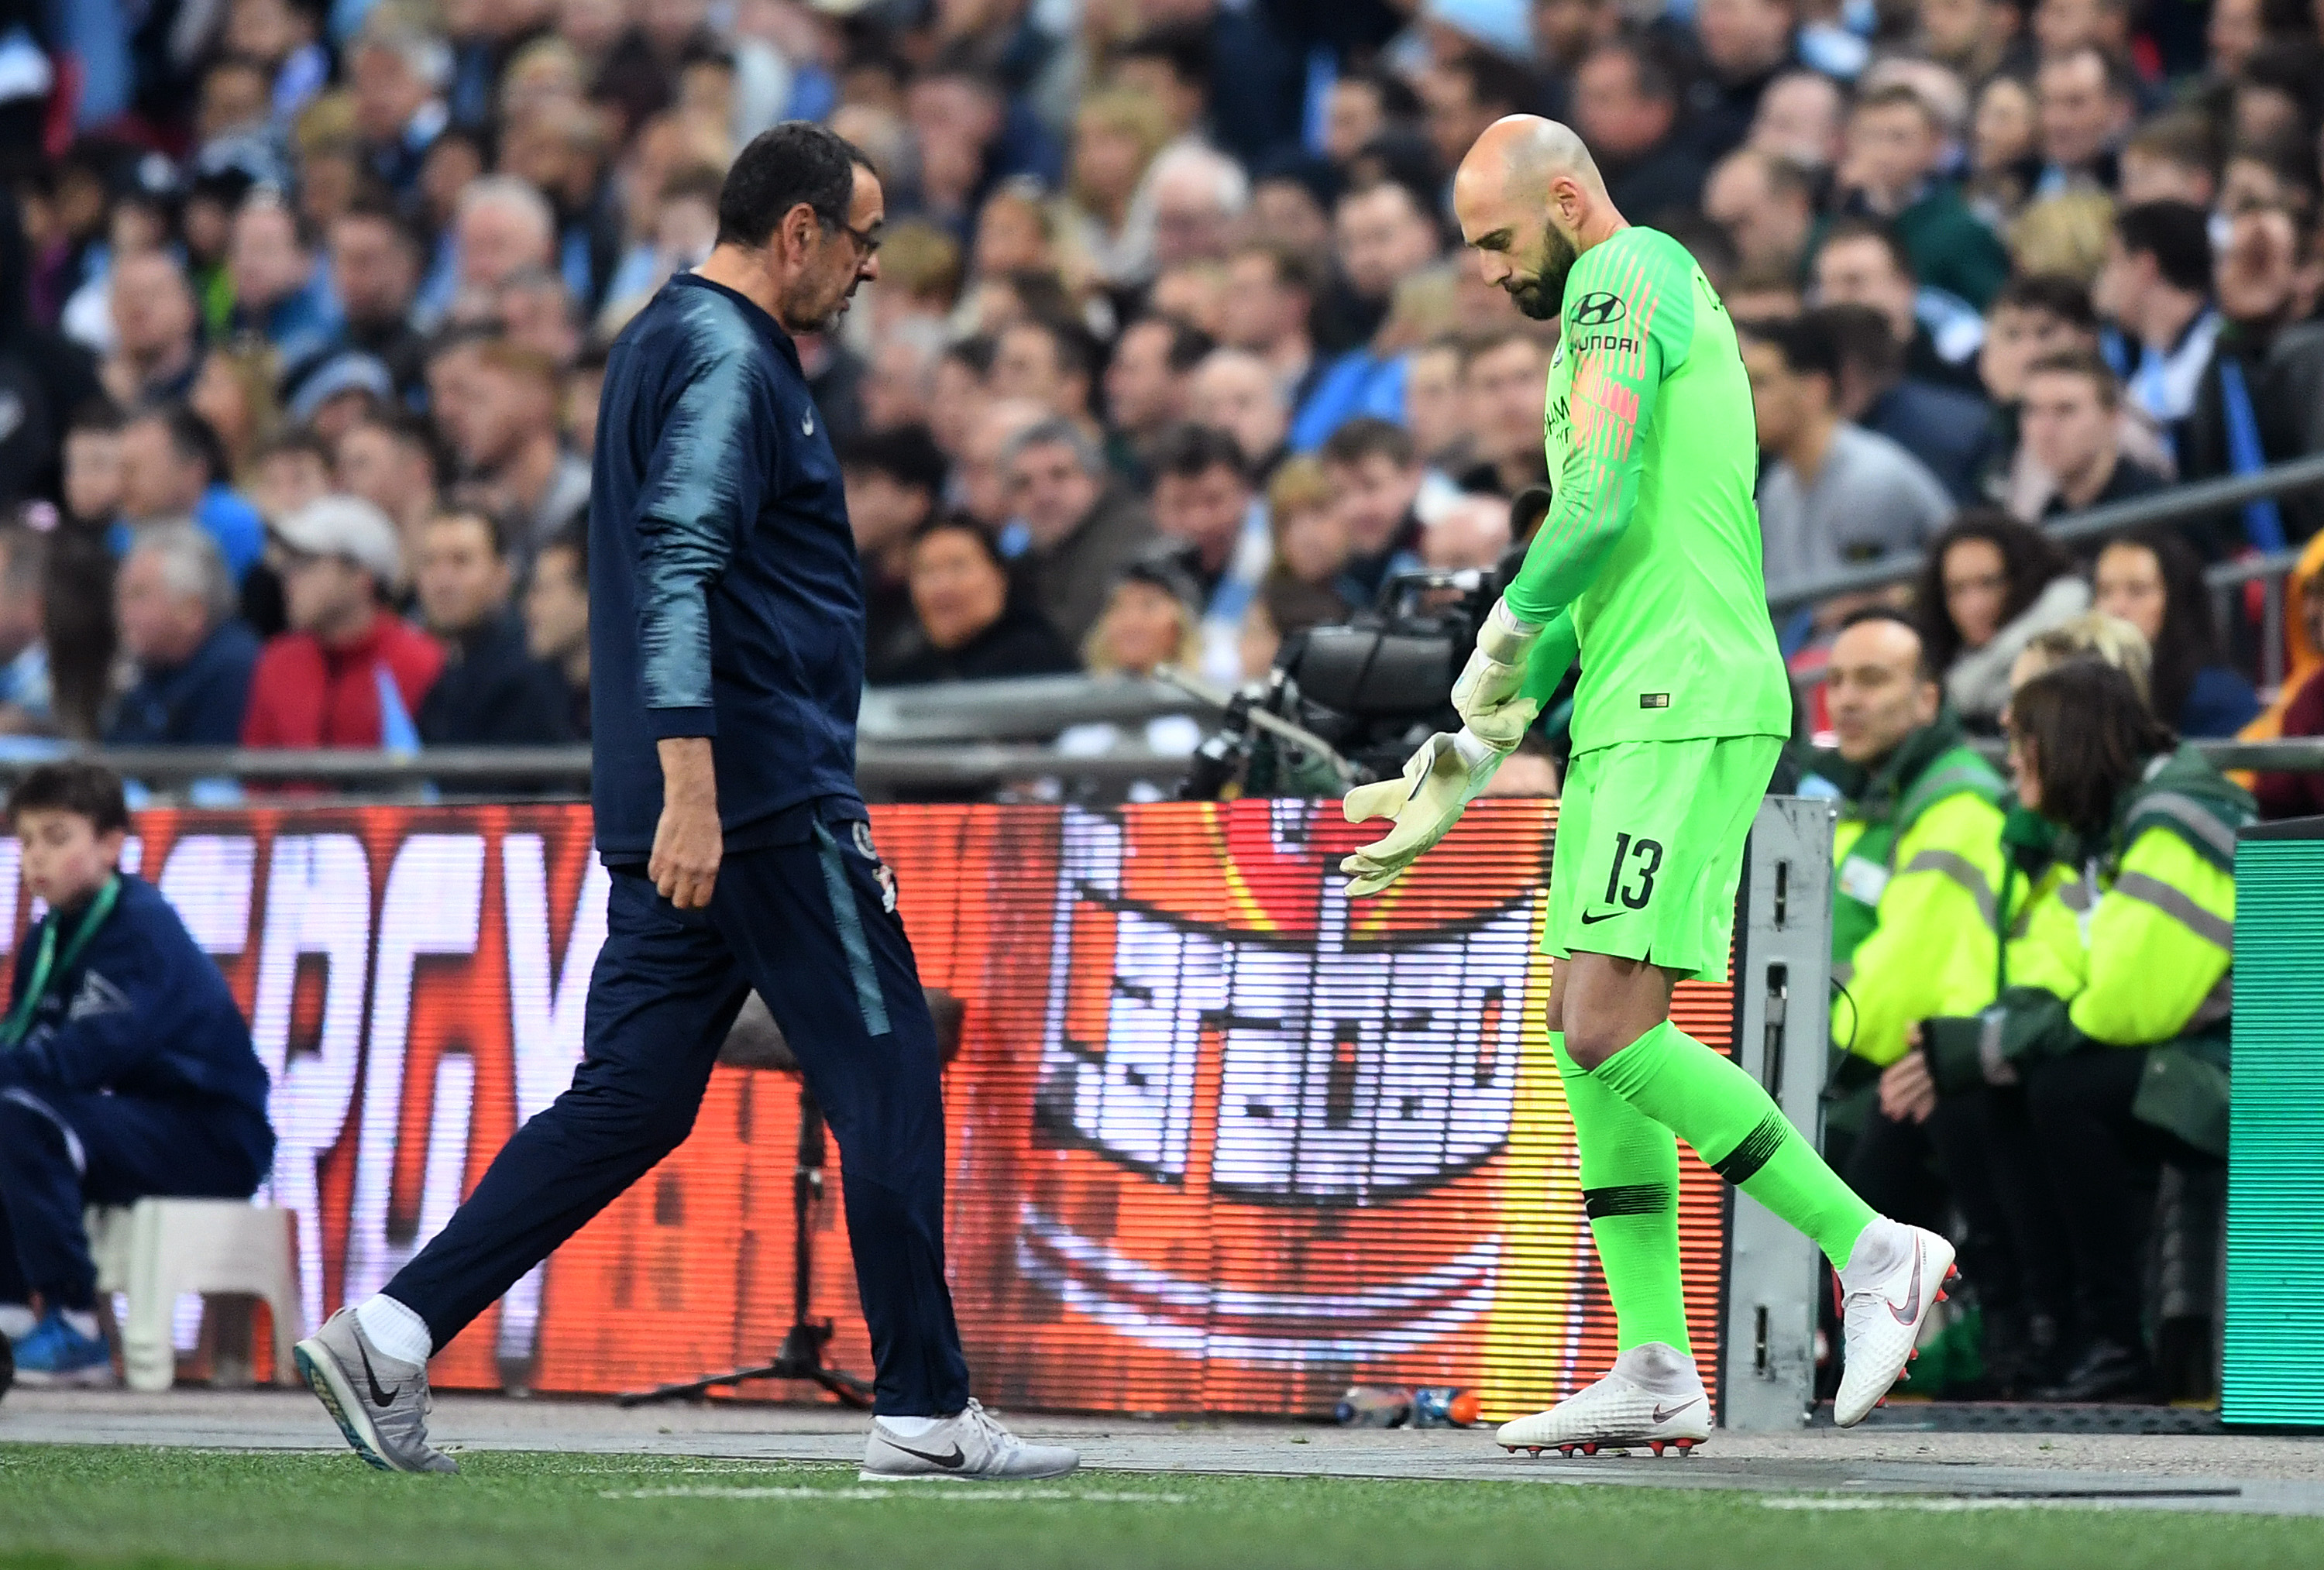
[240,613,445,749]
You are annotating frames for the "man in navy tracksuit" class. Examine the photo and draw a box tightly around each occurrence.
[0,761,274,1385]
[297,124,1077,1482]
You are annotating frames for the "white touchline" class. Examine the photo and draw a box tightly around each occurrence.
[601,1486,1191,1503]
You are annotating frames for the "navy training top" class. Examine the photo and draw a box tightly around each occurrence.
[587,273,866,861]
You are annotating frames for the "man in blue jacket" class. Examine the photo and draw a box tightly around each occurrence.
[298,123,1078,1483]
[105,524,260,747]
[0,762,274,1384]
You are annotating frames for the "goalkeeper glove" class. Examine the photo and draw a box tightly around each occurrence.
[1452,599,1543,752]
[1339,729,1504,897]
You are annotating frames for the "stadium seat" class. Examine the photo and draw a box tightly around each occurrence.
[86,1201,304,1393]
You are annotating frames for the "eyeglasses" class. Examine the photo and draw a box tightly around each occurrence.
[830,218,882,258]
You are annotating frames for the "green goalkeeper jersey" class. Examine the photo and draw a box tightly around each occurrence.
[1504,225,1791,751]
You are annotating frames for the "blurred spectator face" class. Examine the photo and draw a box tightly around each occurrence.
[1703,153,1813,277]
[561,0,627,57]
[843,463,935,558]
[1420,64,1501,178]
[280,548,375,636]
[1253,178,1333,266]
[110,252,198,364]
[420,136,488,232]
[908,525,1008,650]
[352,39,436,143]
[330,212,420,326]
[1094,579,1188,675]
[189,353,259,467]
[1072,110,1154,217]
[2207,0,2265,76]
[992,323,1087,420]
[426,344,476,448]
[2118,149,2212,208]
[1326,452,1423,555]
[1536,0,1617,64]
[1573,50,1672,163]
[1466,338,1551,468]
[501,110,601,204]
[418,514,513,634]
[1105,321,1190,438]
[458,194,555,294]
[2037,50,2125,173]
[2032,0,2121,57]
[1749,72,1846,171]
[1972,74,2037,174]
[229,0,307,64]
[1697,0,1796,78]
[1149,263,1228,335]
[1325,78,1387,167]
[928,353,988,459]
[229,202,312,311]
[864,334,937,433]
[2216,207,2302,326]
[1813,235,1917,343]
[1221,253,1307,353]
[1726,280,1803,326]
[500,275,581,366]
[1979,301,2087,401]
[115,545,214,668]
[1742,335,1811,449]
[2092,232,2161,329]
[961,399,1045,526]
[254,446,332,524]
[1336,184,1439,304]
[643,0,711,52]
[117,417,206,519]
[974,191,1050,277]
[525,541,590,665]
[461,359,557,470]
[1112,53,1203,138]
[198,60,270,143]
[1152,165,1240,270]
[1845,99,1940,199]
[1276,498,1349,585]
[2092,541,2168,642]
[908,77,998,209]
[1190,352,1288,466]
[337,422,435,527]
[1403,344,1464,462]
[65,425,124,523]
[1153,455,1251,568]
[1920,0,1998,64]
[1939,536,2010,649]
[1827,617,1939,764]
[1422,496,1512,571]
[2019,366,2113,486]
[1006,433,1101,547]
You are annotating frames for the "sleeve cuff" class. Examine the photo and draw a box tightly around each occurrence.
[645,706,717,739]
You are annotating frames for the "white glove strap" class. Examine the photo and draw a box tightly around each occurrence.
[1476,599,1542,665]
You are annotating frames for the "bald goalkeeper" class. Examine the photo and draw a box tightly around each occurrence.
[1339,118,1951,1450]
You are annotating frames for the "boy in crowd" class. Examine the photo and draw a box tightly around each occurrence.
[0,763,273,1385]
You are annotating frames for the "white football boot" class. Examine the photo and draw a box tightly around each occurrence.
[861,1399,1081,1482]
[294,1308,458,1474]
[1833,1217,1958,1427]
[1497,1342,1712,1458]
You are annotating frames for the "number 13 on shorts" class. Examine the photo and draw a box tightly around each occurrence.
[1543,734,1783,985]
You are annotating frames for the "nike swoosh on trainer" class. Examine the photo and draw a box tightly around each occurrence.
[1652,1398,1700,1424]
[1882,1243,1924,1326]
[885,1439,966,1469]
[356,1342,400,1407]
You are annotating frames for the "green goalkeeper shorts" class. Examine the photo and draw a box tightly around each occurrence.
[1544,733,1783,984]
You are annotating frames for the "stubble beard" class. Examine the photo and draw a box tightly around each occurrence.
[1510,222,1580,322]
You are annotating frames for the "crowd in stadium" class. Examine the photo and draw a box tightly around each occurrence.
[0,0,2312,1401]
[0,0,2309,778]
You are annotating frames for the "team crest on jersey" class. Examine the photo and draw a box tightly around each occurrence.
[68,972,132,1022]
[1567,290,1626,326]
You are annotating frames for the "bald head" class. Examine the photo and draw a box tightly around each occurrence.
[1452,115,1622,321]
[1827,613,1938,764]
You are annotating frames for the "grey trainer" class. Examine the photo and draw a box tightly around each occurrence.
[861,1399,1080,1481]
[294,1308,458,1474]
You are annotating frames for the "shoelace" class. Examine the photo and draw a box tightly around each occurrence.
[957,1398,1019,1457]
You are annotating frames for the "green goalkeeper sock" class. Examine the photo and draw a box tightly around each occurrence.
[1588,1019,1877,1269]
[1554,1032,1692,1355]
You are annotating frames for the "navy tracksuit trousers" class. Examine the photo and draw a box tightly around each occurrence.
[0,1090,271,1309]
[384,802,970,1415]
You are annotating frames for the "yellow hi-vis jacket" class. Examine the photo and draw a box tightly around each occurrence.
[1828,717,2009,1069]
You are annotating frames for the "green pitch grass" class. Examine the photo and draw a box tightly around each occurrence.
[2,1446,2320,1570]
